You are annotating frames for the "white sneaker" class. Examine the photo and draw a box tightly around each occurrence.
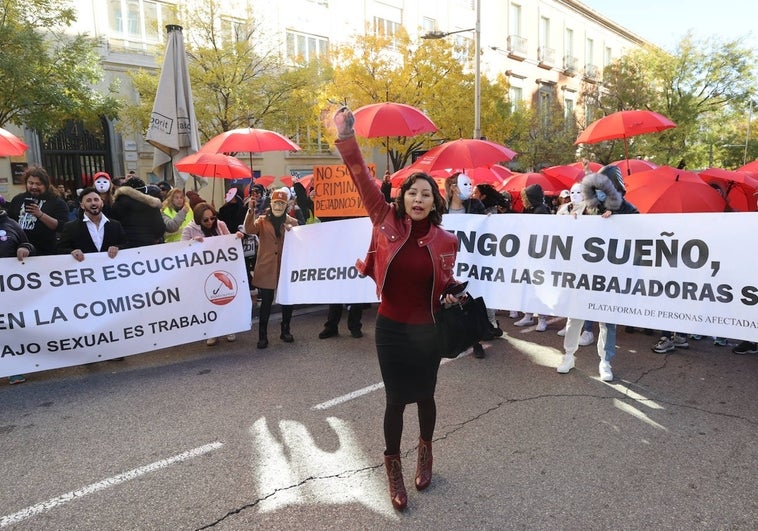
[578,331,594,346]
[509,311,520,319]
[535,317,548,332]
[226,334,236,342]
[557,326,566,337]
[514,315,534,327]
[206,337,218,346]
[557,353,575,373]
[599,361,613,381]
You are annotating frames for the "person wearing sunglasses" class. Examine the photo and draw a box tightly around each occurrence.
[181,202,238,346]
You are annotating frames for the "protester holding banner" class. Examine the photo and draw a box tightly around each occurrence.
[0,203,35,385]
[8,165,70,256]
[243,187,298,349]
[557,166,639,382]
[334,106,464,511]
[161,188,192,243]
[57,187,126,260]
[181,202,239,346]
[444,173,494,358]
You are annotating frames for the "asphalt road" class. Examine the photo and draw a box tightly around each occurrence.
[1,306,756,530]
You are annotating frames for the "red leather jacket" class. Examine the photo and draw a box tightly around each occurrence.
[336,136,459,319]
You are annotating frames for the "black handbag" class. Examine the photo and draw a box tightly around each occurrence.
[435,293,491,358]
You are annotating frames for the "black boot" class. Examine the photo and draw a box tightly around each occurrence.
[280,322,294,343]
[257,327,268,349]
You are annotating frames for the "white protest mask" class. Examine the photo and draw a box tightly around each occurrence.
[457,173,473,201]
[570,183,583,204]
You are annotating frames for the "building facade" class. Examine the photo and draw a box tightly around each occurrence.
[1,0,648,199]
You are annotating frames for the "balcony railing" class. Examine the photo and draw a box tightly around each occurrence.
[584,64,600,81]
[562,55,577,75]
[507,34,527,60]
[537,46,555,68]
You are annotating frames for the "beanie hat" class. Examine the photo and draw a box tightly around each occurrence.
[186,190,205,209]
[270,187,290,203]
[599,164,625,193]
[125,176,147,190]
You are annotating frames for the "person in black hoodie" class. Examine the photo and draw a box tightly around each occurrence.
[109,177,165,247]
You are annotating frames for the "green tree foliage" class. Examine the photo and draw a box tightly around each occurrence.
[579,33,756,169]
[0,0,120,135]
[119,0,325,148]
[324,29,512,171]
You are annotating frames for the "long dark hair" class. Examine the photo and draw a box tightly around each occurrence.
[395,172,445,225]
[193,203,220,236]
[23,165,59,199]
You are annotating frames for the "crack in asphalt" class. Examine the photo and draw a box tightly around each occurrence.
[196,367,755,528]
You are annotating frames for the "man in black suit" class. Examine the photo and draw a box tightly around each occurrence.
[58,187,126,260]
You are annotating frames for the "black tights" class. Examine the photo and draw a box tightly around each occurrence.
[383,397,436,455]
[257,287,292,331]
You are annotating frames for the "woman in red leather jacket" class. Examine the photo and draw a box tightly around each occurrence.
[334,107,464,511]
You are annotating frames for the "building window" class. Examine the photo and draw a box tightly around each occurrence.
[539,88,552,127]
[422,17,436,34]
[509,86,523,112]
[564,97,575,121]
[108,0,175,51]
[509,4,522,37]
[373,16,401,48]
[604,45,612,67]
[220,17,246,45]
[286,30,329,62]
[585,37,595,65]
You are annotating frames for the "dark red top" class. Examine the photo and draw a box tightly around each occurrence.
[379,218,435,324]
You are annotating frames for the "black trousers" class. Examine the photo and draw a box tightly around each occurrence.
[323,303,364,332]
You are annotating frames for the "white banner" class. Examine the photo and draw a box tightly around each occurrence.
[0,236,251,377]
[278,213,758,342]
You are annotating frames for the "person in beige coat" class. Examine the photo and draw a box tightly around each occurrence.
[243,187,298,349]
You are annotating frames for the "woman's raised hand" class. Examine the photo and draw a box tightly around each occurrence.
[334,106,355,140]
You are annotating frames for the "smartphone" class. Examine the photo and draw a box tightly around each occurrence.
[442,281,468,297]
[23,197,37,206]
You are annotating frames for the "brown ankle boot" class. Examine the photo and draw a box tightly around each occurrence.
[383,453,407,510]
[415,438,433,490]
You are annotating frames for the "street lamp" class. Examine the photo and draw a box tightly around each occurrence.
[421,0,481,139]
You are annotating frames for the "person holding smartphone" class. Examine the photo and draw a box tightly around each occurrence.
[333,107,464,511]
[8,165,69,256]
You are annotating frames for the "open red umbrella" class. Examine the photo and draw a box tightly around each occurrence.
[0,127,28,156]
[176,152,252,204]
[542,161,602,187]
[353,102,438,171]
[698,167,758,212]
[498,172,567,196]
[353,102,438,137]
[200,127,301,173]
[609,159,658,175]
[575,110,676,175]
[624,167,726,213]
[254,175,277,188]
[739,160,758,173]
[464,165,513,186]
[411,139,516,175]
[176,152,251,179]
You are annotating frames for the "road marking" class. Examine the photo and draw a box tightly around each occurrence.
[0,442,224,528]
[311,354,463,410]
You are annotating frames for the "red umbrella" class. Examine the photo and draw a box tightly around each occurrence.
[176,152,252,204]
[0,127,28,156]
[201,128,301,154]
[575,110,676,175]
[609,159,658,175]
[254,175,277,188]
[389,166,448,189]
[698,167,758,212]
[176,152,251,179]
[353,102,438,171]
[465,165,513,186]
[542,161,602,186]
[739,160,758,173]
[411,139,516,175]
[624,167,726,213]
[498,172,567,196]
[353,102,438,137]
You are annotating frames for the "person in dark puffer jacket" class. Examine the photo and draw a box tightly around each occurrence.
[109,177,165,248]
